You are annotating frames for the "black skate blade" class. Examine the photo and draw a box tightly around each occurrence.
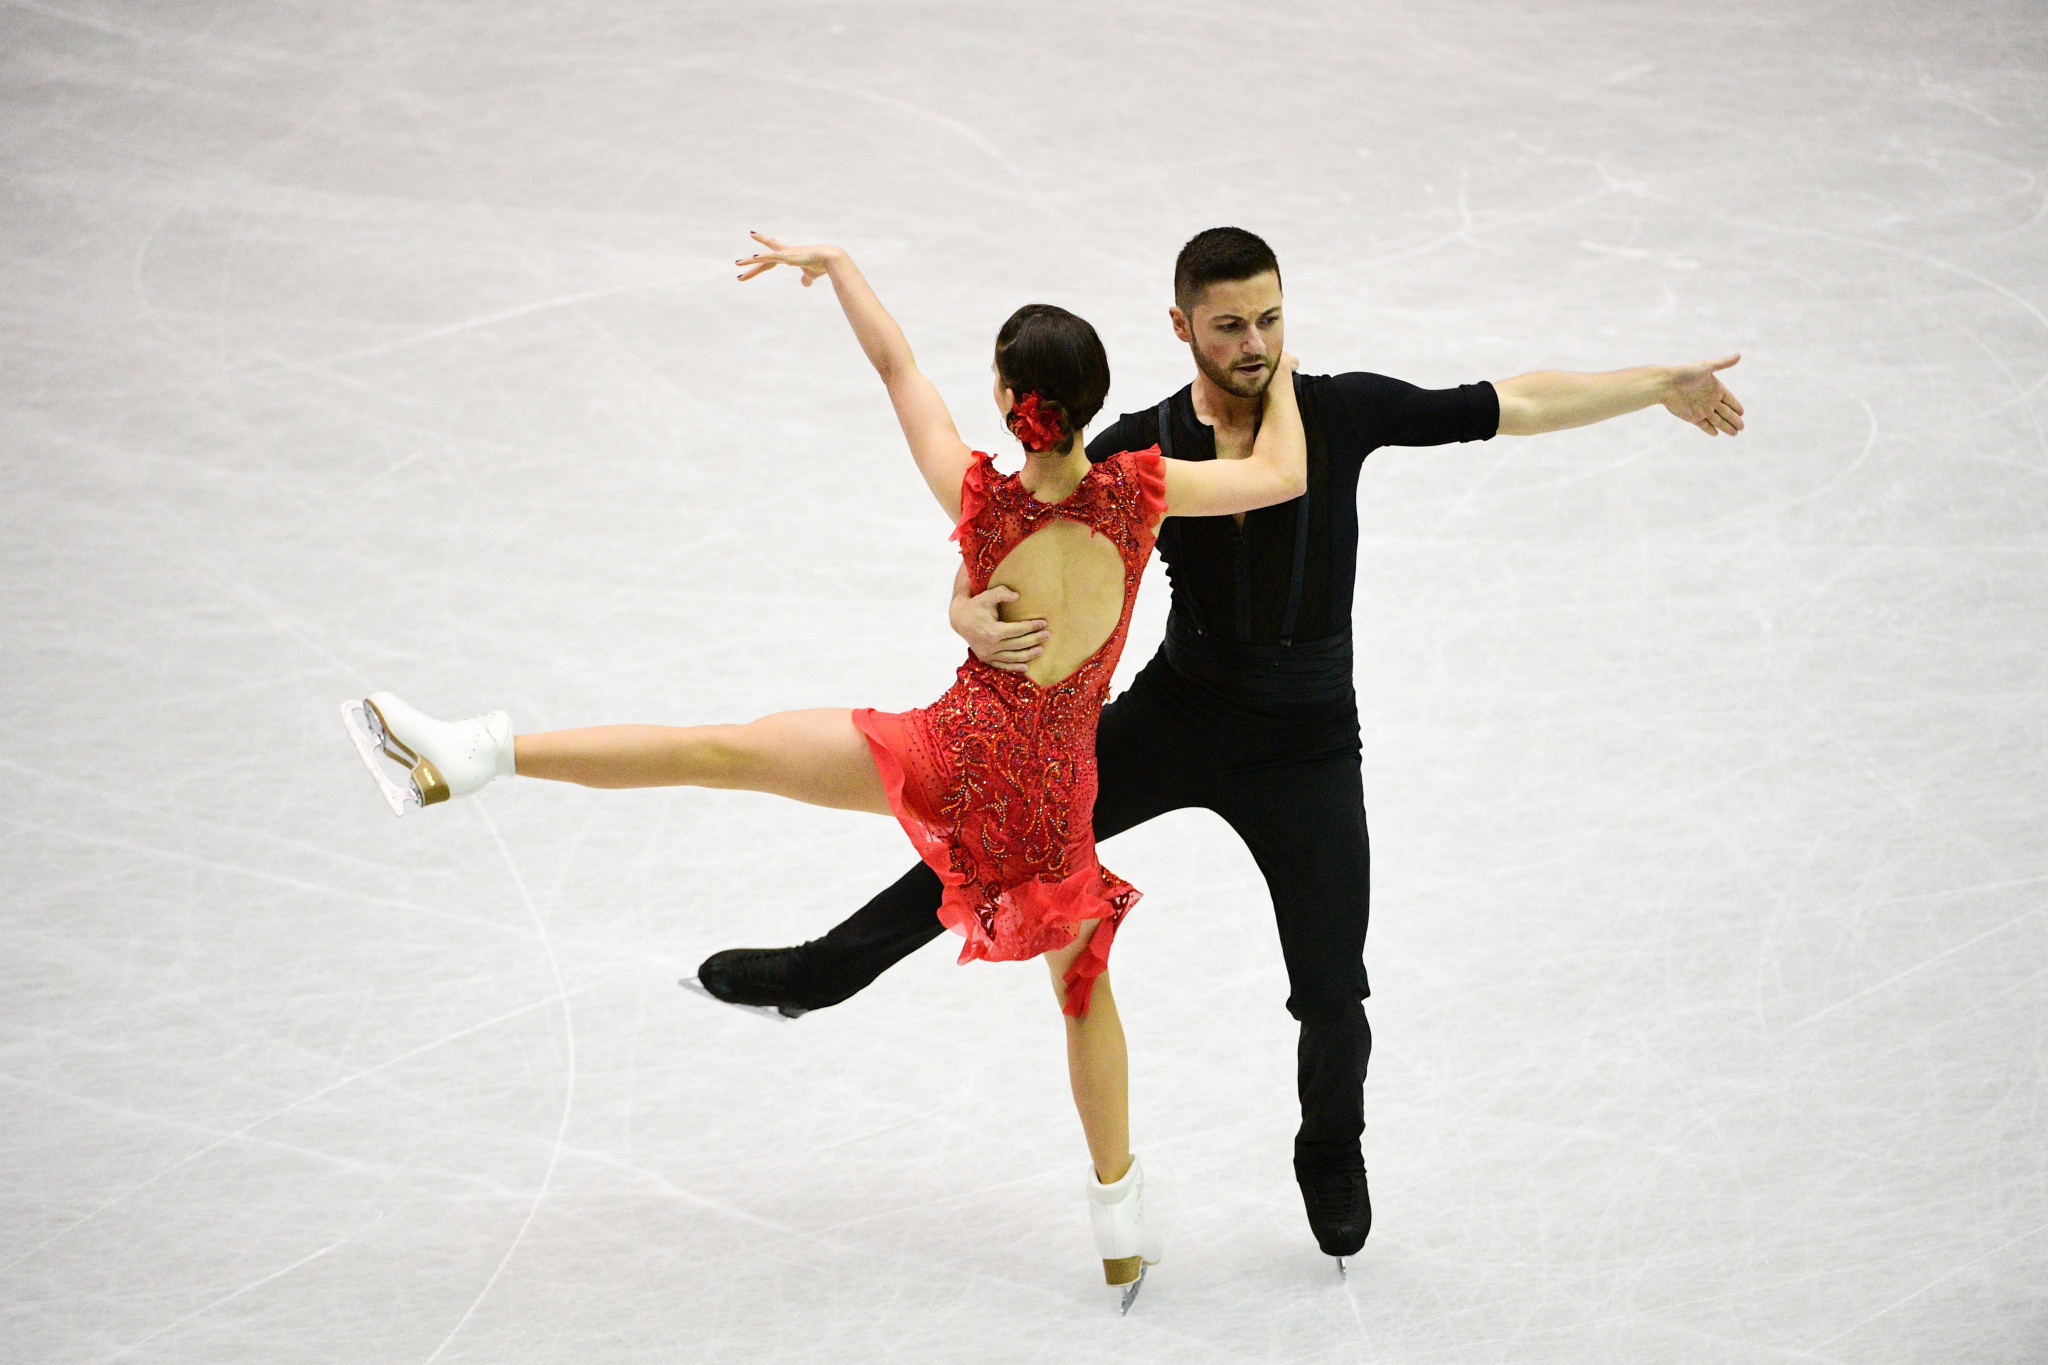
[1335,1256,1347,1279]
[1118,1264,1145,1315]
[679,976,807,1022]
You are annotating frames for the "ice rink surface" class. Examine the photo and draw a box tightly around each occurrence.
[3,1,2045,1360]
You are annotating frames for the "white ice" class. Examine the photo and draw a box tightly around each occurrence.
[3,2,2045,1361]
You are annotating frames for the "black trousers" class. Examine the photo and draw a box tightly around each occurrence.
[800,649,1374,1170]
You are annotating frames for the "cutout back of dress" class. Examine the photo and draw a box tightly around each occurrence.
[987,520,1126,687]
[953,448,1166,695]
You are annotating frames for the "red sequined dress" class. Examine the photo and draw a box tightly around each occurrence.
[853,447,1167,1016]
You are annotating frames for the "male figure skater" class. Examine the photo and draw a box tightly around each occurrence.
[697,227,1744,1267]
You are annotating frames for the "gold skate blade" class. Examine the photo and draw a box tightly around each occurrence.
[339,700,420,818]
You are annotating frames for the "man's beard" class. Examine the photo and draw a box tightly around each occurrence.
[1194,346,1274,399]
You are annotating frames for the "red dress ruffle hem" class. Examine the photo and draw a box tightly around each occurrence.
[853,447,1167,1016]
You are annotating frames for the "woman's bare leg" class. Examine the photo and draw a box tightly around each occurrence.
[513,709,891,815]
[1044,922,1131,1184]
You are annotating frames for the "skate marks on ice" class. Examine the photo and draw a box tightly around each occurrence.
[0,973,624,1279]
[415,804,578,1365]
[100,1233,357,1363]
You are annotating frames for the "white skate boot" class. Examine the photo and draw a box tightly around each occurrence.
[340,691,513,817]
[1089,1155,1164,1314]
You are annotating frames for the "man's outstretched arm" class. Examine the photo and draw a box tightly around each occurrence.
[1493,354,1744,438]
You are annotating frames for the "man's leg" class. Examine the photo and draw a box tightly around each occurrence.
[1212,754,1374,1258]
[699,654,1199,1012]
[708,862,947,1011]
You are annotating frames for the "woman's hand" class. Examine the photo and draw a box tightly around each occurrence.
[737,232,841,286]
[950,571,1048,674]
[1266,351,1301,393]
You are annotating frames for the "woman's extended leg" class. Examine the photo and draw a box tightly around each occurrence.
[1047,923,1161,1295]
[1044,922,1130,1183]
[515,709,891,815]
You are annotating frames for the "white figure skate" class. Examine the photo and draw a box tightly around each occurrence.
[340,692,513,817]
[1089,1155,1164,1314]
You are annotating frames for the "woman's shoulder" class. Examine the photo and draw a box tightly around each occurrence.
[949,450,1011,545]
[1106,444,1164,469]
[1097,443,1162,467]
[961,448,1006,487]
[1091,446,1167,520]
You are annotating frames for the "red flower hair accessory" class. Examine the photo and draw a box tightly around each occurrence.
[1006,391,1067,453]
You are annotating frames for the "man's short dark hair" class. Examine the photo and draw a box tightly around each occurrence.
[1173,227,1282,313]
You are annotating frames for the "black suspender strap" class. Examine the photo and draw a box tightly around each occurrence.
[1277,373,1315,646]
[1162,388,1314,645]
[1278,491,1311,647]
[1157,396,1209,636]
[1235,534,1254,638]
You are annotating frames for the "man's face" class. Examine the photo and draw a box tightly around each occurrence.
[1171,273,1284,399]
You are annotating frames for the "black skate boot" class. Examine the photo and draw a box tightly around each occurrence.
[683,946,822,1021]
[1295,1159,1371,1275]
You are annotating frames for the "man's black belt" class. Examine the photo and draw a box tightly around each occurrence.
[1163,606,1354,707]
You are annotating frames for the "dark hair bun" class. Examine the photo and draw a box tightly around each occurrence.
[994,304,1109,454]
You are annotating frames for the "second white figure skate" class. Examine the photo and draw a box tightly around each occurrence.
[1089,1155,1164,1314]
[340,692,513,817]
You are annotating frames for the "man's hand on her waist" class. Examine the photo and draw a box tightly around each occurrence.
[950,570,1048,674]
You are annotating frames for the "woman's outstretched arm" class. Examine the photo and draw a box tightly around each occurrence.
[739,233,975,519]
[1158,353,1308,518]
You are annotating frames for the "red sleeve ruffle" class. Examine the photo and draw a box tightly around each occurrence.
[948,451,999,545]
[1118,446,1168,532]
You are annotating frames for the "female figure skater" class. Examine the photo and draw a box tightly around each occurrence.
[340,234,1305,1307]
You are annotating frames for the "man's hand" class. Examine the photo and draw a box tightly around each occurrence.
[1495,356,1749,437]
[1662,354,1745,436]
[950,567,1047,674]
